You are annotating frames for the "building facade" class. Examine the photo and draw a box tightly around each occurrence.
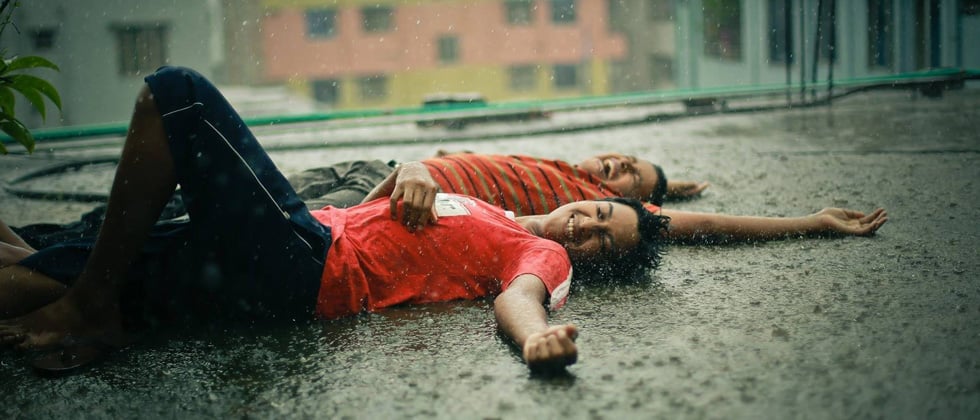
[669,0,980,89]
[3,0,978,128]
[260,0,628,110]
[1,0,224,128]
[607,0,678,92]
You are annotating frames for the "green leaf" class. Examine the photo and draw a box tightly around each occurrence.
[0,86,13,116]
[0,119,36,154]
[10,74,62,111]
[4,56,60,73]
[10,74,61,110]
[7,79,46,120]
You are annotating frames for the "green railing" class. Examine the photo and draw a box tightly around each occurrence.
[3,67,978,145]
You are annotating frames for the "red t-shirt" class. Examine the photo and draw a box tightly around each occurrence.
[422,154,661,216]
[310,194,572,319]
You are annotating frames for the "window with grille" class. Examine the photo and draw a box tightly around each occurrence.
[113,24,168,76]
[868,0,893,68]
[509,65,537,90]
[362,6,393,32]
[313,79,340,105]
[438,36,459,64]
[551,0,576,24]
[506,0,534,25]
[305,8,337,38]
[358,75,388,101]
[553,64,578,88]
[703,0,742,61]
[767,0,793,64]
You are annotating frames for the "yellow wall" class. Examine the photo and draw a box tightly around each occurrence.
[264,0,478,10]
[333,61,615,110]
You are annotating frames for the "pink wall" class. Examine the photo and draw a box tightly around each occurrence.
[262,0,626,80]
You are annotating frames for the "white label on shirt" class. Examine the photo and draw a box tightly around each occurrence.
[433,193,472,217]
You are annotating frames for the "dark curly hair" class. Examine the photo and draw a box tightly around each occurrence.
[572,197,670,281]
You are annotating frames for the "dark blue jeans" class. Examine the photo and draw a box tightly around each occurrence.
[19,66,331,324]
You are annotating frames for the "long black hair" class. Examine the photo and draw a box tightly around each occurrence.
[572,197,670,281]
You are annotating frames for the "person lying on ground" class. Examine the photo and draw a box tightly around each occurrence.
[0,66,669,374]
[361,155,888,243]
[12,145,865,251]
[0,67,888,374]
[286,150,709,210]
[12,150,707,249]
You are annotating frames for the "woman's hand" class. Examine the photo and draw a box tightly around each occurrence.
[523,324,578,373]
[815,207,888,236]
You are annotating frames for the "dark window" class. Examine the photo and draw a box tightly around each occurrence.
[305,8,337,38]
[31,28,56,50]
[438,36,459,64]
[506,0,534,25]
[647,0,672,21]
[362,6,393,32]
[816,1,836,62]
[768,0,793,64]
[358,75,388,101]
[868,0,893,68]
[312,79,340,105]
[649,54,673,88]
[703,0,742,61]
[962,0,980,15]
[113,24,168,76]
[509,65,537,90]
[553,64,578,88]
[551,0,576,24]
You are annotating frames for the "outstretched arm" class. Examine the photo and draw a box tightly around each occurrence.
[362,161,441,231]
[661,207,888,244]
[494,274,578,372]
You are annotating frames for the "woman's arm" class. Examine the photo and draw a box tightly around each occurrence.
[494,274,578,372]
[661,207,888,244]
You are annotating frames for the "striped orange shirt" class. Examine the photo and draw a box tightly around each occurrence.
[422,154,660,216]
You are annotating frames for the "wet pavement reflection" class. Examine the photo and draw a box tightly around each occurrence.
[2,88,979,418]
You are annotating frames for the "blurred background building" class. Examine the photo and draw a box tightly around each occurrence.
[2,0,978,128]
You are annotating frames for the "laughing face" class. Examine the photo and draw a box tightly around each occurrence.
[577,153,658,201]
[538,200,640,262]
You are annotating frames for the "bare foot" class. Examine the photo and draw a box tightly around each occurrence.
[0,292,126,351]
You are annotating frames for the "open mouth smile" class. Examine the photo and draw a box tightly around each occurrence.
[602,159,617,179]
[566,214,575,243]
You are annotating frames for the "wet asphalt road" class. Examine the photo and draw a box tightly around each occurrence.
[1,87,978,419]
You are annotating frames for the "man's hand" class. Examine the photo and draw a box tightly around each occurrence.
[523,324,578,372]
[389,162,440,231]
[815,207,888,236]
[666,180,709,199]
